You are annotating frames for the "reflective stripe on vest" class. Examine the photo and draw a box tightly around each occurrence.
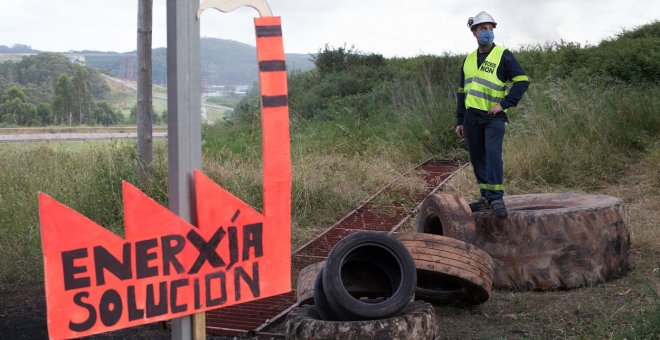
[463,45,506,111]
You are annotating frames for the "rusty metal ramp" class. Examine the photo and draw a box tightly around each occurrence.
[205,159,462,337]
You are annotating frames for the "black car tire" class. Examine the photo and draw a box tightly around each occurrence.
[322,231,417,321]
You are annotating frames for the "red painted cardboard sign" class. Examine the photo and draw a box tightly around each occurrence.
[39,171,290,339]
[38,16,291,339]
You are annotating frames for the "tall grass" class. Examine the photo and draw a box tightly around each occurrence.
[388,58,463,156]
[0,117,431,287]
[201,114,431,249]
[0,141,167,286]
[504,76,660,190]
[0,146,79,285]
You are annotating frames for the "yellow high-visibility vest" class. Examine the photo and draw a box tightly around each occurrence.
[462,45,506,111]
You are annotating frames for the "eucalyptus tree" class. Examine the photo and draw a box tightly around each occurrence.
[53,75,74,125]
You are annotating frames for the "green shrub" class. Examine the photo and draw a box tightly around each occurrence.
[234,45,393,122]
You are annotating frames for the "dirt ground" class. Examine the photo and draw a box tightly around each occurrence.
[0,286,172,339]
[1,154,658,339]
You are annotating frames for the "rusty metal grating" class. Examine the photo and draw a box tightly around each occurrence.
[204,159,461,337]
[205,291,296,337]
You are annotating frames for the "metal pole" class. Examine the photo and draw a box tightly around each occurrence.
[166,0,202,339]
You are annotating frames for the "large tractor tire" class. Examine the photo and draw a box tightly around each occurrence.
[394,232,494,304]
[416,193,477,244]
[473,193,630,290]
[322,231,417,321]
[285,301,437,340]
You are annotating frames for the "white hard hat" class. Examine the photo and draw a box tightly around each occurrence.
[467,11,497,30]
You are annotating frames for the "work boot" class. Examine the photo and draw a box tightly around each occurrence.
[469,197,490,212]
[490,198,508,218]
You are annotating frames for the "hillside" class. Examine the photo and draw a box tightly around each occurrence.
[0,53,109,105]
[0,44,40,54]
[0,38,315,126]
[81,37,314,86]
[1,38,314,86]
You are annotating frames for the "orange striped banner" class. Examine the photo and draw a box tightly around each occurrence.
[254,16,291,275]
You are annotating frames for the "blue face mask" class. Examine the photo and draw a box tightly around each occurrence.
[477,30,495,46]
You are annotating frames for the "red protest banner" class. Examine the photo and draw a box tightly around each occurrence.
[39,171,291,339]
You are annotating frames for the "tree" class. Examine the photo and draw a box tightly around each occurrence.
[137,0,154,184]
[152,110,162,125]
[52,75,74,125]
[16,53,72,91]
[72,65,93,124]
[35,103,53,125]
[2,83,27,103]
[1,83,35,125]
[160,109,168,125]
[129,104,138,124]
[91,101,121,126]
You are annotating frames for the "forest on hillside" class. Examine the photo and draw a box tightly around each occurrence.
[0,53,122,126]
[82,38,314,86]
[0,37,316,127]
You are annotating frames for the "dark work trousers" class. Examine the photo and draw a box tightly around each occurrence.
[463,108,506,201]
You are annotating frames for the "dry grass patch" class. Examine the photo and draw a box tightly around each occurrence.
[203,151,427,250]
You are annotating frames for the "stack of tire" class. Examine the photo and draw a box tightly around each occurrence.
[286,195,497,339]
[286,231,437,340]
[401,193,495,305]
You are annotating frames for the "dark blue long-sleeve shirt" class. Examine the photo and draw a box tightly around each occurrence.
[456,45,529,125]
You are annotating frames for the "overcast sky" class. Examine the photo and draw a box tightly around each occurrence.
[1,0,659,57]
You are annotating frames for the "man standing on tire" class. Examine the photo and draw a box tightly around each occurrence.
[455,11,529,218]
